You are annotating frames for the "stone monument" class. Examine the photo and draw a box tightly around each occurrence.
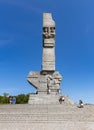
[27,13,62,104]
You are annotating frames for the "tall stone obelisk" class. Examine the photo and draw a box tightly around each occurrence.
[27,13,62,95]
[42,13,55,71]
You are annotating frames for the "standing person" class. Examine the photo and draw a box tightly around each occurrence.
[48,89,51,94]
[47,89,51,94]
[9,96,13,104]
[12,97,16,104]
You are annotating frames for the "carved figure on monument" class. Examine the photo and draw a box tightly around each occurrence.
[27,13,62,95]
[43,27,55,39]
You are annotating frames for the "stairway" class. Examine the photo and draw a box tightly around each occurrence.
[0,103,94,130]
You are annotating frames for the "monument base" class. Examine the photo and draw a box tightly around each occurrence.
[28,94,74,105]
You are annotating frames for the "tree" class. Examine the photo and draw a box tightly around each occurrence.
[0,93,9,104]
[0,93,29,104]
[15,94,29,104]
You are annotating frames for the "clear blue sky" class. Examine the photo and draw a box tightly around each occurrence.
[0,0,94,104]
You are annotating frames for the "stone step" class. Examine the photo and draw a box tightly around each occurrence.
[0,106,94,123]
[28,94,74,105]
[0,104,94,130]
[0,104,93,113]
[0,114,94,123]
[0,122,94,130]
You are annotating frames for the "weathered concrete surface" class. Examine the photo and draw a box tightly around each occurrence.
[27,13,62,95]
[27,71,62,95]
[28,95,74,105]
[42,13,55,71]
[0,104,94,130]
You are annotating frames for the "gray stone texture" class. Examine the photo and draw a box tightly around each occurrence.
[0,103,94,130]
[27,13,62,96]
[42,13,55,71]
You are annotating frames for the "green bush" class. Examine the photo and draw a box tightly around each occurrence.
[0,93,9,104]
[0,93,29,104]
[15,94,29,104]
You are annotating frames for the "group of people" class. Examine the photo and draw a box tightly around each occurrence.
[9,96,16,104]
[58,96,84,108]
[36,87,84,107]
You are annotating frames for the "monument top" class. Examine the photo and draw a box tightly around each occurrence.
[43,13,55,27]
